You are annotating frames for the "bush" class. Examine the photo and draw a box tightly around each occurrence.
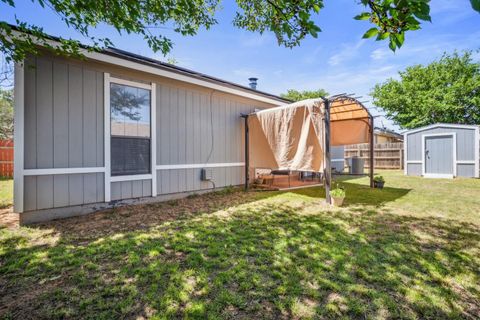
[330,186,345,198]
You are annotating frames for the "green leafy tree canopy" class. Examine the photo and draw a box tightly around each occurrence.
[280,88,329,101]
[1,0,479,63]
[370,51,480,129]
[0,88,14,140]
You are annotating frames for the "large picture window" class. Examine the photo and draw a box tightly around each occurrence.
[110,83,151,176]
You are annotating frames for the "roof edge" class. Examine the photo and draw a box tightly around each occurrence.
[404,123,480,135]
[9,24,290,105]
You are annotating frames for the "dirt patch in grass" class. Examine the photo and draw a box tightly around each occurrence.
[0,207,17,229]
[34,188,263,242]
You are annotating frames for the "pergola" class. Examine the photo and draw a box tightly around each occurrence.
[241,95,374,204]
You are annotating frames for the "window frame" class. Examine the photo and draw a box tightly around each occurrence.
[110,81,152,176]
[104,75,157,200]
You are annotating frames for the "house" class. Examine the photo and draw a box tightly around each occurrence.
[374,127,403,144]
[404,123,480,178]
[13,44,289,224]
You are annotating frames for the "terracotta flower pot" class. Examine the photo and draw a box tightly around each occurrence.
[331,196,345,207]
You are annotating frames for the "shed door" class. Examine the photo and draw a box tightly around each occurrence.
[425,135,453,175]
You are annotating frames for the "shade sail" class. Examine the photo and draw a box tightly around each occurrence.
[248,97,371,173]
[249,99,325,172]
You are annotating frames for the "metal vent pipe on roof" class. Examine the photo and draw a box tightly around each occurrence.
[248,77,258,90]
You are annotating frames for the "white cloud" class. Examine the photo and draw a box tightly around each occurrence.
[328,40,365,66]
[370,48,390,61]
[239,33,273,47]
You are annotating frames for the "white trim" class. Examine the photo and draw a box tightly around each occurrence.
[331,158,344,162]
[151,82,157,196]
[406,160,422,164]
[24,167,105,176]
[105,75,156,197]
[109,77,152,90]
[110,174,152,182]
[104,73,111,202]
[83,50,283,105]
[456,160,476,164]
[405,123,479,135]
[475,126,480,178]
[422,132,456,178]
[13,62,24,213]
[403,133,408,175]
[156,162,245,170]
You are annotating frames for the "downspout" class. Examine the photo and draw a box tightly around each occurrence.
[241,114,250,191]
[323,98,332,204]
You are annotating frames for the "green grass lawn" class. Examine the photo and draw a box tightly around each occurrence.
[1,171,479,319]
[0,178,13,208]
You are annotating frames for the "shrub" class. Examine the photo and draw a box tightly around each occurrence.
[330,186,346,198]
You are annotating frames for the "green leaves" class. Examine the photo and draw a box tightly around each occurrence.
[357,0,431,51]
[354,12,371,20]
[363,27,379,39]
[234,0,325,49]
[0,88,14,140]
[1,0,222,62]
[370,51,480,129]
[470,0,480,12]
[280,88,329,102]
[0,0,479,62]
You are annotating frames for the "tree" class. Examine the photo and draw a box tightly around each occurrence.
[0,88,14,140]
[280,88,329,101]
[0,54,13,87]
[370,51,480,129]
[1,0,479,63]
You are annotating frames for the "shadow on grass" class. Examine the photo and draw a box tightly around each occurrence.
[288,182,411,207]
[1,190,479,319]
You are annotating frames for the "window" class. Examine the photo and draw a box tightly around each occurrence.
[110,83,151,176]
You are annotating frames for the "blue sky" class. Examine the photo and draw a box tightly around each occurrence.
[2,0,479,130]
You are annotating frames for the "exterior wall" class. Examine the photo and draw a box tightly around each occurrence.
[111,180,151,200]
[19,53,278,220]
[155,85,254,194]
[406,163,422,176]
[374,133,402,144]
[23,56,105,211]
[405,125,479,178]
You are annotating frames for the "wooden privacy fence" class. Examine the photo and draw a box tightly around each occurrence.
[0,139,14,178]
[344,142,404,170]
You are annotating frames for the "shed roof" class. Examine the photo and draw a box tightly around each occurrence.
[404,123,480,135]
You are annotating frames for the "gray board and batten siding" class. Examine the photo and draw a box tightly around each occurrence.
[404,124,480,178]
[16,53,282,223]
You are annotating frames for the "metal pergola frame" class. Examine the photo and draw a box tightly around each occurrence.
[241,95,374,205]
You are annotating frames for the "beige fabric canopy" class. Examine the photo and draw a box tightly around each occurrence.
[330,98,371,146]
[248,97,371,174]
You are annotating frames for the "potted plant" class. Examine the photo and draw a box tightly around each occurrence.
[373,175,385,189]
[330,186,346,207]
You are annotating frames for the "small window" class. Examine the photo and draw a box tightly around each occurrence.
[110,83,151,176]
